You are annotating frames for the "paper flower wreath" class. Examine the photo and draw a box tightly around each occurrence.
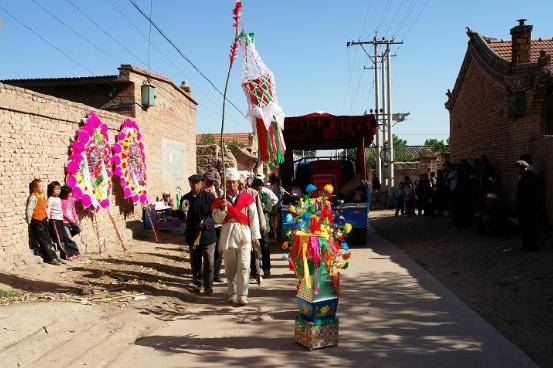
[112,118,148,204]
[65,112,113,210]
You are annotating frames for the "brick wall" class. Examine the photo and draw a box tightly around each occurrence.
[0,77,197,268]
[0,83,138,267]
[122,66,197,199]
[448,57,543,208]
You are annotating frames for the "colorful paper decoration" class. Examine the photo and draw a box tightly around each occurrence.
[283,184,351,350]
[65,112,113,211]
[239,31,286,165]
[112,119,148,205]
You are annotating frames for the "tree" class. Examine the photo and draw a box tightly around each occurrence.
[293,150,316,159]
[424,138,448,153]
[227,139,246,150]
[394,135,417,162]
[339,148,356,159]
[199,133,216,145]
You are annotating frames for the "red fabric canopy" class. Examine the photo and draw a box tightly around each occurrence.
[283,113,377,150]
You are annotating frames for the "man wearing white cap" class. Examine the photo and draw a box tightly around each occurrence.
[515,156,540,252]
[212,169,261,305]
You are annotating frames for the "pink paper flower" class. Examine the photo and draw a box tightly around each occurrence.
[131,194,139,203]
[66,175,77,187]
[73,186,83,199]
[140,194,148,204]
[66,160,80,174]
[77,130,90,142]
[100,199,110,209]
[123,187,132,198]
[81,194,92,209]
[112,143,122,154]
[72,141,85,153]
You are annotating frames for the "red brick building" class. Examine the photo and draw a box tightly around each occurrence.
[446,19,553,217]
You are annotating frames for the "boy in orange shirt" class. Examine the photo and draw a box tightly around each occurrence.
[26,179,60,265]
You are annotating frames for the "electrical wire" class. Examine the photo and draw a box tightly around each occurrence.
[106,0,245,129]
[375,0,392,35]
[147,0,153,75]
[0,4,95,75]
[128,0,246,118]
[383,0,406,38]
[393,0,418,38]
[65,0,148,68]
[358,0,373,39]
[401,0,431,41]
[30,0,122,65]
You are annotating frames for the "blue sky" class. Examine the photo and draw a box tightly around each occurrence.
[1,0,552,144]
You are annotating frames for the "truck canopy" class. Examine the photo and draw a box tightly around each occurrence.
[281,112,377,186]
[283,112,377,150]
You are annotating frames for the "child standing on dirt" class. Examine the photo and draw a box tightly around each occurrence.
[47,181,79,261]
[26,179,60,265]
[60,185,81,259]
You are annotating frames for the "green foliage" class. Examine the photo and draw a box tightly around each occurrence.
[366,148,377,168]
[393,135,417,162]
[339,148,356,159]
[199,133,216,145]
[0,289,24,299]
[227,140,246,150]
[293,150,316,159]
[424,138,448,153]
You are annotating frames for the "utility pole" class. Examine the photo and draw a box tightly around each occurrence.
[380,48,387,187]
[347,37,403,189]
[373,41,382,183]
[386,44,394,187]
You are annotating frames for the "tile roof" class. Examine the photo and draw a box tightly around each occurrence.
[486,38,553,67]
[196,132,253,146]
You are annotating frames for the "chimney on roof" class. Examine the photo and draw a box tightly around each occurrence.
[180,80,191,93]
[538,50,551,67]
[510,19,533,65]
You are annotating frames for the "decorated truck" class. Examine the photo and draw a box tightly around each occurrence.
[280,112,377,244]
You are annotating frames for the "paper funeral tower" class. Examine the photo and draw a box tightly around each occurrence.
[239,31,286,166]
[284,184,352,350]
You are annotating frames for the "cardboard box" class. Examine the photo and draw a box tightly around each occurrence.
[294,315,339,350]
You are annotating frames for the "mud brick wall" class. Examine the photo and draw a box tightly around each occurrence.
[196,144,237,178]
[120,66,197,199]
[0,80,196,268]
[448,57,544,210]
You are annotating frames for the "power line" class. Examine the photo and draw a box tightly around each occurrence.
[30,0,123,65]
[128,0,246,118]
[358,0,373,38]
[383,0,406,38]
[0,4,95,75]
[147,0,153,74]
[106,1,245,129]
[65,0,148,68]
[401,0,431,40]
[375,0,392,34]
[393,0,418,38]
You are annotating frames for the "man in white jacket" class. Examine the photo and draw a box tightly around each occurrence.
[212,170,261,306]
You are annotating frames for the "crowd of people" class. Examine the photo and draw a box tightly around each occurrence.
[177,170,281,305]
[26,168,283,306]
[390,154,542,252]
[25,179,82,266]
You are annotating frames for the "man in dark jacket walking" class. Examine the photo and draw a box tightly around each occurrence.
[183,174,217,294]
[515,158,540,252]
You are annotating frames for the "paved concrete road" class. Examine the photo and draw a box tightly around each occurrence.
[112,236,539,368]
